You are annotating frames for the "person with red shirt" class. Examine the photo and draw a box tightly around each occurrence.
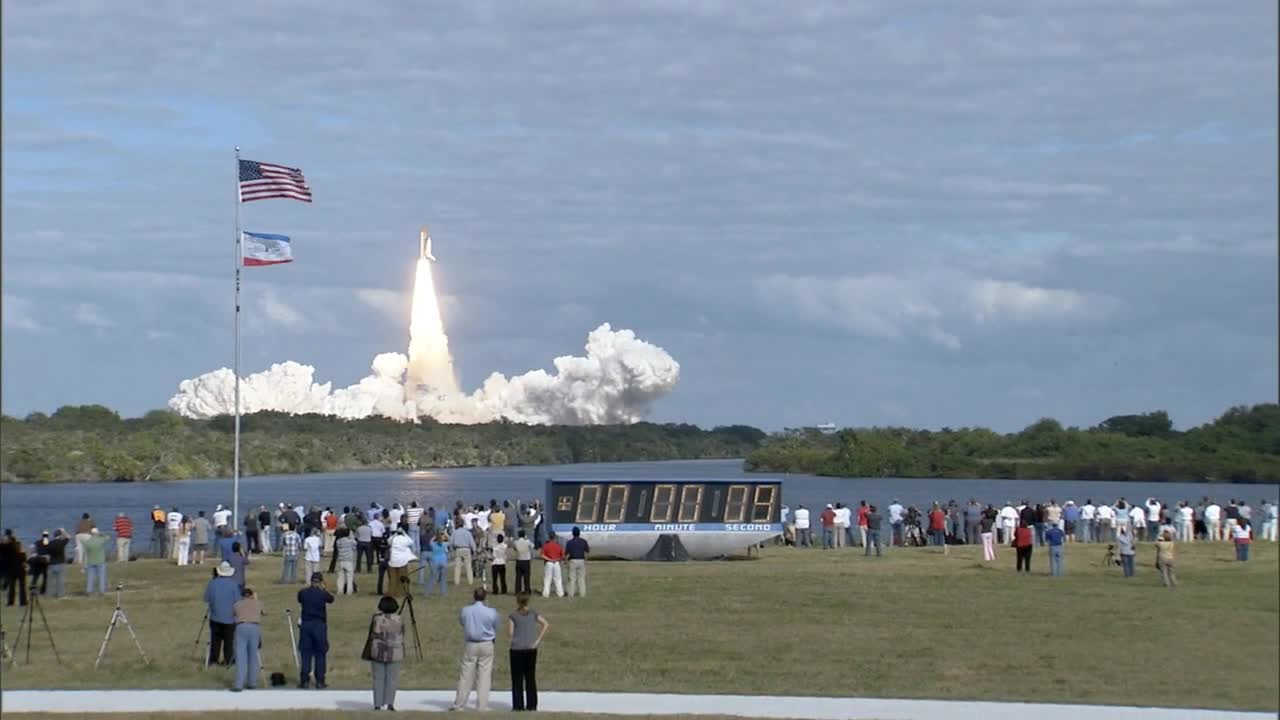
[856,501,870,548]
[928,504,948,554]
[819,505,836,549]
[1013,524,1034,573]
[112,512,133,563]
[539,533,564,598]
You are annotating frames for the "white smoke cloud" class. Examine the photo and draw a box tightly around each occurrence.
[168,324,681,425]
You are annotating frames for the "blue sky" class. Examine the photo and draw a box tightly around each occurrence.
[2,1,1276,431]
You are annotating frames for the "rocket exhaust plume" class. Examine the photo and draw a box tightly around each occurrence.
[168,227,681,424]
[405,252,459,398]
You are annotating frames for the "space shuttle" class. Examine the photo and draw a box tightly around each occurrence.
[419,227,436,261]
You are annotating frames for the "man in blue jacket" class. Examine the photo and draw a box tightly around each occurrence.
[203,561,239,666]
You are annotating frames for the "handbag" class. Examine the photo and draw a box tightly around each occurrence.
[360,615,377,661]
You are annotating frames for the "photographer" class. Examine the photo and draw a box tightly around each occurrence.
[386,529,414,592]
[231,586,264,692]
[296,572,334,689]
[204,561,239,666]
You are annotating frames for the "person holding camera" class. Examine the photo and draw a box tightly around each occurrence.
[386,528,414,593]
[296,572,334,688]
[231,586,264,692]
[363,595,405,711]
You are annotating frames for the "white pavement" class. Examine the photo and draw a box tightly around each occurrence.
[0,690,1272,719]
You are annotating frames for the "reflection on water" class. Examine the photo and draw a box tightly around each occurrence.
[2,459,1276,548]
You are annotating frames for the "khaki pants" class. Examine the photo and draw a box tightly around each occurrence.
[324,529,336,553]
[859,526,868,547]
[74,533,91,566]
[452,641,494,710]
[337,560,355,594]
[115,537,131,563]
[453,547,473,585]
[168,529,180,560]
[834,523,847,548]
[568,558,587,597]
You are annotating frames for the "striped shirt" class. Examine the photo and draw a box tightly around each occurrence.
[113,516,134,539]
[280,531,301,557]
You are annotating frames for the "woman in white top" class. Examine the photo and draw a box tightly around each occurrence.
[177,516,192,566]
[491,534,509,594]
[1128,505,1146,537]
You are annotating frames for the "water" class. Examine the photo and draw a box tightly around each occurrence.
[1,459,1276,547]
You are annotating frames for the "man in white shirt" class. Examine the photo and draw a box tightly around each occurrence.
[1262,500,1278,542]
[1079,501,1097,543]
[999,503,1018,544]
[793,505,811,547]
[780,504,792,546]
[1177,502,1195,543]
[303,530,323,580]
[213,504,231,530]
[1128,504,1146,538]
[386,528,415,592]
[369,515,386,540]
[166,507,183,561]
[388,503,404,529]
[1204,501,1222,542]
[887,500,905,547]
[1145,499,1162,541]
[1095,503,1115,543]
[833,503,851,549]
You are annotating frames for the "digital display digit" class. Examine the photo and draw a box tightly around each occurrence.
[650,484,676,522]
[752,485,778,522]
[678,485,704,522]
[603,484,630,523]
[723,485,749,522]
[576,485,602,523]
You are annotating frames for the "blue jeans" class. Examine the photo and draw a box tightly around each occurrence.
[234,623,261,690]
[1121,554,1135,577]
[822,528,834,549]
[930,529,946,546]
[864,530,882,556]
[1236,543,1250,561]
[1034,523,1046,546]
[425,561,447,596]
[281,556,297,583]
[85,563,107,595]
[1048,545,1064,576]
[416,552,431,586]
[891,522,903,546]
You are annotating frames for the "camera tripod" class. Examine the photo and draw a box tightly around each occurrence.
[95,584,150,669]
[9,588,62,667]
[397,576,424,661]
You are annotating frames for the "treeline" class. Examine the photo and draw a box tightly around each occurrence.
[744,405,1280,484]
[0,405,767,483]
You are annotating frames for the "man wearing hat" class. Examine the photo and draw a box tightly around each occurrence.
[204,561,240,666]
[295,572,334,688]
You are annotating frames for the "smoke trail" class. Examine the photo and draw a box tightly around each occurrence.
[405,258,459,398]
[168,324,681,424]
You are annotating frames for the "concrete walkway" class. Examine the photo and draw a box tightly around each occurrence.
[0,690,1271,719]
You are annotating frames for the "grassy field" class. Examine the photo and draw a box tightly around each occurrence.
[1,541,1276,711]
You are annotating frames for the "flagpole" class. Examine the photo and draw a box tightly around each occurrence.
[233,146,242,532]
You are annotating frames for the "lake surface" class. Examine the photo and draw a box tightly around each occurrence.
[2,459,1276,548]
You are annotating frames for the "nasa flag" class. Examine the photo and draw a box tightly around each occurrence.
[241,231,293,267]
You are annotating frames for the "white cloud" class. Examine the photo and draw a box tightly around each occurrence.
[968,280,1088,324]
[354,288,405,322]
[259,287,304,330]
[73,302,115,328]
[2,295,43,332]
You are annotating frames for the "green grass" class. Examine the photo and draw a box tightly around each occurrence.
[1,541,1276,711]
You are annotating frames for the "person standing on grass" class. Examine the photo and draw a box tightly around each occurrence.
[386,528,414,593]
[1079,500,1096,543]
[491,534,509,596]
[257,506,274,553]
[509,592,550,712]
[366,595,405,711]
[165,506,182,561]
[231,586,264,692]
[452,587,501,712]
[1177,502,1195,543]
[856,501,870,548]
[2,531,28,607]
[793,504,811,547]
[1045,522,1066,576]
[112,513,133,563]
[999,502,1018,545]
[425,531,450,597]
[191,511,212,565]
[980,505,997,562]
[540,532,565,598]
[1233,519,1252,562]
[302,529,323,582]
[512,529,534,594]
[1204,500,1222,541]
[928,504,947,550]
[81,528,109,595]
[205,561,239,666]
[1013,523,1033,574]
[565,527,589,598]
[243,510,260,555]
[1062,501,1078,543]
[863,506,883,557]
[1129,503,1146,544]
[1263,500,1278,542]
[44,529,70,599]
[833,502,850,548]
[279,524,301,584]
[1116,526,1136,577]
[74,512,95,567]
[149,506,167,558]
[335,529,358,595]
[1155,530,1177,589]
[297,572,334,688]
[888,499,905,547]
[452,519,477,587]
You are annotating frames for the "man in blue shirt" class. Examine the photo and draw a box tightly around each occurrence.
[451,587,500,711]
[451,522,476,587]
[565,526,590,598]
[1045,524,1067,576]
[203,562,239,666]
[296,572,335,688]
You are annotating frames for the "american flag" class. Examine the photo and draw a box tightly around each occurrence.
[239,159,312,203]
